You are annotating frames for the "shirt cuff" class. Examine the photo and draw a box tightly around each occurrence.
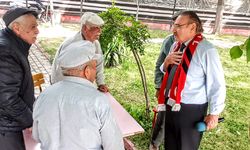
[209,103,225,115]
[160,64,165,73]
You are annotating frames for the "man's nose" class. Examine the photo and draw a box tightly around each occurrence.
[171,25,176,32]
[97,27,101,32]
[35,27,39,34]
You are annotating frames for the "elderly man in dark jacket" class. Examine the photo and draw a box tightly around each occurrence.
[0,7,39,150]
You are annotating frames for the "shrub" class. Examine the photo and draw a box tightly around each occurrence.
[99,3,150,67]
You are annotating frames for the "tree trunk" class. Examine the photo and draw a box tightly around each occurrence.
[131,49,150,117]
[213,0,224,34]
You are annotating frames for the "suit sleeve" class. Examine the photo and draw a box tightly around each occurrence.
[154,35,175,89]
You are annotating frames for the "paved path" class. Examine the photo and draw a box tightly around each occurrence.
[29,44,52,93]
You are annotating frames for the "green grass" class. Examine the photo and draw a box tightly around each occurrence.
[38,37,64,63]
[38,30,250,150]
[148,29,171,39]
[214,34,247,42]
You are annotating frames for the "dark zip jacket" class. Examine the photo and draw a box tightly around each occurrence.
[0,28,35,131]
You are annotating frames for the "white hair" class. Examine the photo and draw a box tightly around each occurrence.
[8,14,34,29]
[61,61,92,76]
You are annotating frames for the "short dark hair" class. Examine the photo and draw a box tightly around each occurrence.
[172,10,185,21]
[179,11,203,33]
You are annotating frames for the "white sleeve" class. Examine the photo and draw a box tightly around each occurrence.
[32,120,40,142]
[32,99,40,142]
[97,96,124,150]
[94,41,105,86]
[204,47,226,115]
[160,63,165,73]
[51,44,63,84]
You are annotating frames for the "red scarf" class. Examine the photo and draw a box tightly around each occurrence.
[157,34,203,111]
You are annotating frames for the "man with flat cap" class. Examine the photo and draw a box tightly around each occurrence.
[0,7,39,150]
[51,12,109,92]
[33,41,124,150]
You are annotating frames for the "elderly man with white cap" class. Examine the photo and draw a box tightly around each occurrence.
[33,41,124,150]
[0,7,39,150]
[51,12,109,92]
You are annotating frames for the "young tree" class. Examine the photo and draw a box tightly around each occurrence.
[99,4,151,115]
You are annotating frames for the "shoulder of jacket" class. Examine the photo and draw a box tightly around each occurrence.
[0,31,19,54]
[197,39,215,50]
[0,42,15,55]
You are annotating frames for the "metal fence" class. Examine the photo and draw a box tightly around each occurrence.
[1,0,250,30]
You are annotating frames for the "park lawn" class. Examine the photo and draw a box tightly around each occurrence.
[38,31,249,150]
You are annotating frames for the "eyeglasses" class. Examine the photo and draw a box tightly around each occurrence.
[172,22,192,29]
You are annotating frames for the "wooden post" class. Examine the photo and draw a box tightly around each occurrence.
[213,0,224,34]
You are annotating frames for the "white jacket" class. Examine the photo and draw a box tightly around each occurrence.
[32,77,124,150]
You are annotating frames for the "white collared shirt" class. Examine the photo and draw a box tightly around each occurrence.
[32,77,124,150]
[160,38,226,115]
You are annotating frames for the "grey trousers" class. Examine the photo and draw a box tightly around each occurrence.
[151,111,165,147]
[0,131,25,150]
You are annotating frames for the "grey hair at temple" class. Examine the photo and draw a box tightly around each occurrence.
[179,10,204,33]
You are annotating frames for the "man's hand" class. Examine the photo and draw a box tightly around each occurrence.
[98,84,109,93]
[204,114,219,131]
[163,51,183,71]
[155,88,160,98]
[149,143,159,150]
[25,127,32,134]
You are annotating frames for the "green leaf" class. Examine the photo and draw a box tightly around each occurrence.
[246,37,250,62]
[230,46,243,59]
[239,44,245,50]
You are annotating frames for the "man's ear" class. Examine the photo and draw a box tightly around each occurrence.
[83,66,91,80]
[12,23,21,35]
[82,25,87,33]
[190,23,196,32]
